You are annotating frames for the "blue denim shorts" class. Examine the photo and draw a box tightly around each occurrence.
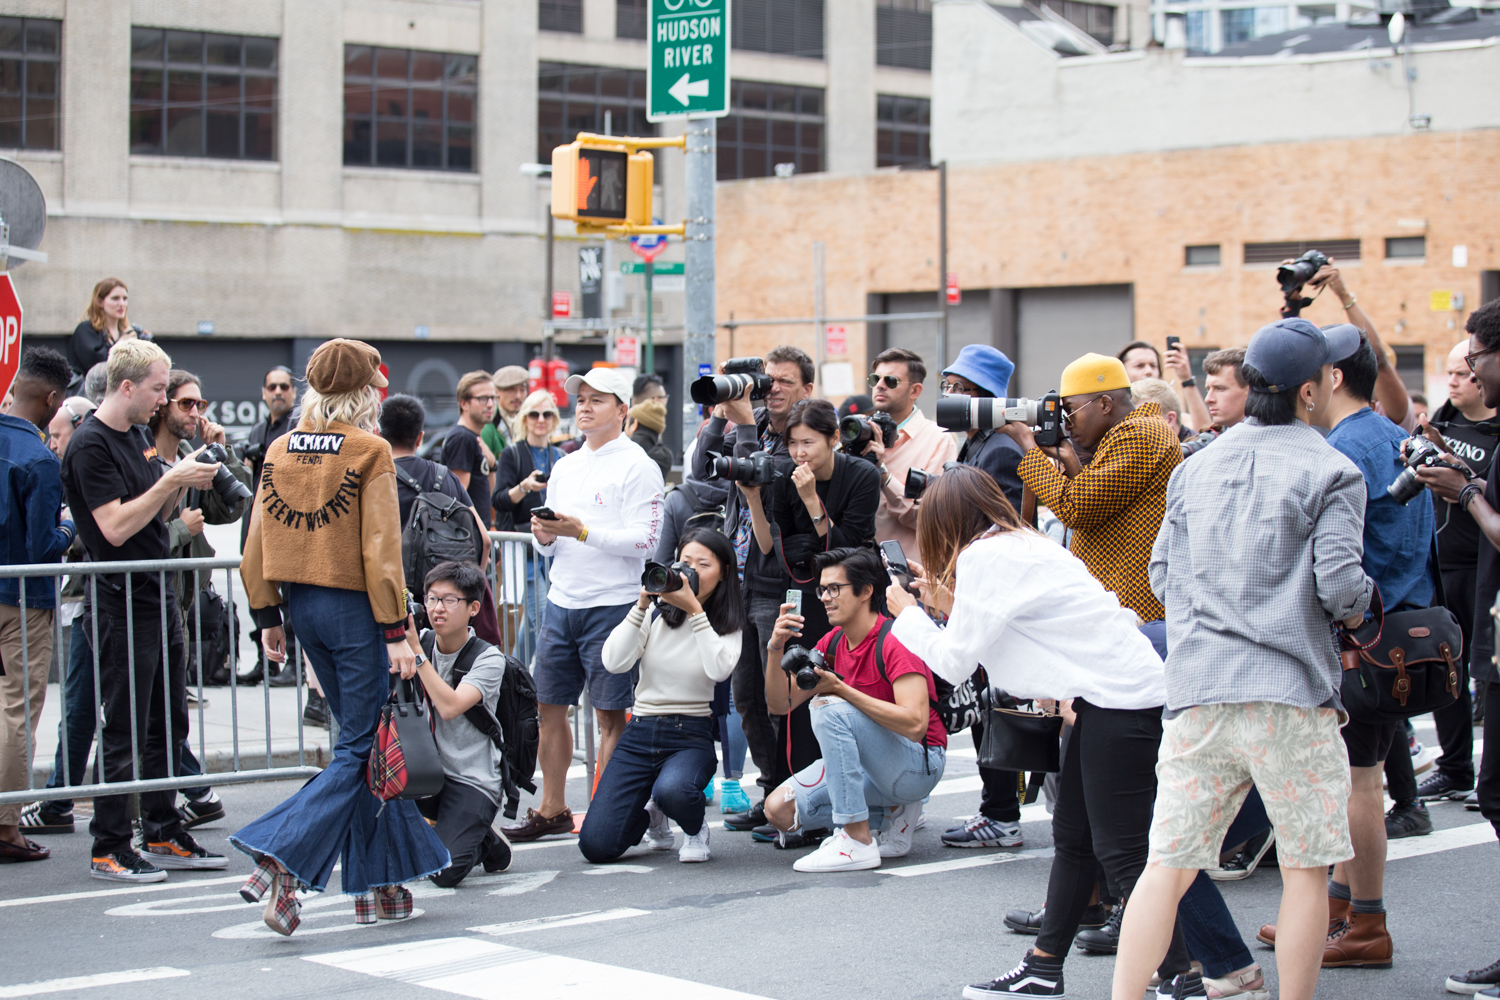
[533,599,637,711]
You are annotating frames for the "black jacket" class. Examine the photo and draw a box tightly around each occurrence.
[239,410,294,546]
[631,425,673,480]
[66,321,111,377]
[956,428,1025,512]
[493,440,562,532]
[692,409,797,597]
[655,476,729,562]
[766,451,880,584]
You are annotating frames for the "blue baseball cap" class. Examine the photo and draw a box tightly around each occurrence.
[1244,318,1362,393]
[942,344,1015,398]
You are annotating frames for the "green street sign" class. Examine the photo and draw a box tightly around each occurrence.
[646,0,730,122]
[621,261,685,275]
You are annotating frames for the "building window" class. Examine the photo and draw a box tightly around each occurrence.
[1394,345,1424,391]
[617,0,649,39]
[876,94,928,168]
[541,0,584,33]
[538,63,653,164]
[130,28,277,160]
[1243,239,1360,265]
[1041,0,1116,45]
[717,80,823,180]
[876,0,931,69]
[1220,6,1288,46]
[734,0,825,59]
[1185,244,1221,267]
[343,46,476,171]
[1184,10,1208,50]
[1386,236,1426,259]
[0,18,59,150]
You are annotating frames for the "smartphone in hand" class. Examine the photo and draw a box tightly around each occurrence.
[786,588,803,634]
[1165,335,1181,353]
[532,506,559,521]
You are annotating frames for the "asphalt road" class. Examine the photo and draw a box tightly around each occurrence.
[3,724,1497,1000]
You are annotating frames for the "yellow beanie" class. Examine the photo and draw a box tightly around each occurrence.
[628,397,667,434]
[1059,353,1131,398]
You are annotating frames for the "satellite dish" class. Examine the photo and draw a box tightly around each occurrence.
[0,158,46,268]
[1388,11,1406,46]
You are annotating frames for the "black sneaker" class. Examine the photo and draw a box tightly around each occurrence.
[773,827,831,850]
[1206,830,1275,881]
[19,801,73,835]
[963,951,1066,998]
[750,823,779,843]
[1003,904,1108,936]
[302,690,330,729]
[1075,903,1122,954]
[482,826,513,873]
[91,849,168,883]
[1155,970,1207,998]
[723,801,767,831]
[1385,801,1433,839]
[178,792,225,830]
[1418,771,1474,802]
[1467,791,1482,812]
[1448,957,1500,994]
[143,830,228,869]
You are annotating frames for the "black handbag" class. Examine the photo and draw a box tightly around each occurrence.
[1340,582,1464,724]
[977,695,1064,774]
[368,677,446,802]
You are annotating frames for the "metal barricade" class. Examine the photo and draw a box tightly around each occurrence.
[0,556,322,807]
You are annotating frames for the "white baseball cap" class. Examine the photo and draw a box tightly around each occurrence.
[563,368,630,406]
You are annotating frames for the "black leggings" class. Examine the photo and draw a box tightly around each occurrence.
[1036,700,1189,977]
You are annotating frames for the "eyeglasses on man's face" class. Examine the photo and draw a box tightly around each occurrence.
[1061,395,1104,425]
[815,582,847,599]
[424,594,469,610]
[868,373,905,390]
[1466,345,1499,373]
[467,394,498,405]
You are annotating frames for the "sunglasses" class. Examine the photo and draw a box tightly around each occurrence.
[1466,346,1499,373]
[1061,395,1104,425]
[265,382,292,392]
[867,374,905,390]
[173,398,210,413]
[525,410,557,420]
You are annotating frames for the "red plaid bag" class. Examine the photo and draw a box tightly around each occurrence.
[367,678,445,802]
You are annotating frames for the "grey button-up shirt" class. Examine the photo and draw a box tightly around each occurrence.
[1150,418,1374,712]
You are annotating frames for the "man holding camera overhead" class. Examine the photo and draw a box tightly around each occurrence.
[863,348,957,564]
[691,347,815,830]
[1010,353,1181,623]
[504,368,663,843]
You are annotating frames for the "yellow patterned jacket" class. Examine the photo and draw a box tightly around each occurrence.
[1017,401,1181,620]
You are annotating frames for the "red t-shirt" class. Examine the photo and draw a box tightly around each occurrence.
[815,617,948,749]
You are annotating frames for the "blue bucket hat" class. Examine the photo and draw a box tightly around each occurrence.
[1244,318,1362,393]
[942,344,1015,398]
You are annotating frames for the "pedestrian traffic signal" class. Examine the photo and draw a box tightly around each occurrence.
[549,133,686,237]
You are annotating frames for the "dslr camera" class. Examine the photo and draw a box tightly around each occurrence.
[904,460,963,500]
[936,392,1063,448]
[780,644,840,691]
[690,357,773,406]
[1276,249,1331,317]
[197,443,254,505]
[703,449,778,487]
[641,560,701,595]
[1388,435,1472,505]
[839,410,898,458]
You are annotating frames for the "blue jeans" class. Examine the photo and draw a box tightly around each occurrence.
[792,698,945,830]
[721,687,747,779]
[230,584,449,894]
[1178,786,1273,978]
[533,599,637,710]
[578,714,717,863]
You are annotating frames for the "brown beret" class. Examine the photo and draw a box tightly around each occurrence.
[306,339,388,394]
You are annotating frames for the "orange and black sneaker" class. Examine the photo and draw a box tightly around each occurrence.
[143,831,228,870]
[91,849,168,883]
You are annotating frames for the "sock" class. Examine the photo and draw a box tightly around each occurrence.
[1327,879,1352,902]
[1352,896,1385,914]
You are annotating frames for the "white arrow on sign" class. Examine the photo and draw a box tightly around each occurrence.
[668,72,710,106]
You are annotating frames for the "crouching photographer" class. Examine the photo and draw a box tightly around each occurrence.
[762,547,947,873]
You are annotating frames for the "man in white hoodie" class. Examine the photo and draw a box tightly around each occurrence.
[502,368,665,842]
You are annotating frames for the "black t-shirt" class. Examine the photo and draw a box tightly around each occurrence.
[393,455,470,527]
[441,423,492,529]
[1434,410,1496,571]
[61,415,171,613]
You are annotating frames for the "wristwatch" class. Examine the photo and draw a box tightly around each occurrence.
[810,513,827,526]
[412,650,427,668]
[1179,377,1196,388]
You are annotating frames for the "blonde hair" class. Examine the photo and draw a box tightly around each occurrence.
[84,278,131,336]
[1130,377,1182,422]
[105,338,171,394]
[518,388,559,420]
[301,384,381,433]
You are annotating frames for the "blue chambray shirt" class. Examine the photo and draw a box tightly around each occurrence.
[1326,406,1436,611]
[0,412,74,609]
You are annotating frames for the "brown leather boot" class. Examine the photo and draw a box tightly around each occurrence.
[1256,896,1350,946]
[1322,910,1393,968]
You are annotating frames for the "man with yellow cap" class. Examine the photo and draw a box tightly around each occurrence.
[1002,353,1181,623]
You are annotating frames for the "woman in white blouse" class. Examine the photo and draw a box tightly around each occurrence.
[579,529,744,864]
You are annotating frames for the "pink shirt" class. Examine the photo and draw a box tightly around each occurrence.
[873,408,958,563]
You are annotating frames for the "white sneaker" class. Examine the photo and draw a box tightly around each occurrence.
[878,801,921,858]
[678,824,711,863]
[643,800,674,851]
[793,827,881,872]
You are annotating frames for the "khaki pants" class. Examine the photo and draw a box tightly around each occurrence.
[0,605,55,826]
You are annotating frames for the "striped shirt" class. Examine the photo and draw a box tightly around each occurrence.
[1018,401,1181,620]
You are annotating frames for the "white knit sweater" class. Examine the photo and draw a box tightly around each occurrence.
[601,604,741,717]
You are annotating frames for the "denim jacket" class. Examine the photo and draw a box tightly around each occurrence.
[0,413,75,609]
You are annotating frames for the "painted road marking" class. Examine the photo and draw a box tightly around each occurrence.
[880,847,1053,878]
[306,935,776,999]
[0,968,188,998]
[468,908,651,937]
[214,906,430,940]
[1389,820,1496,861]
[0,874,248,909]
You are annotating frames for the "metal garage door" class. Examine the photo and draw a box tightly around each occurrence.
[1014,285,1134,398]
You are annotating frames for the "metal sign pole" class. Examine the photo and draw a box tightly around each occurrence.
[645,260,655,374]
[682,117,716,456]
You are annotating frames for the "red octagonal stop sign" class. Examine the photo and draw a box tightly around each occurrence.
[0,274,22,402]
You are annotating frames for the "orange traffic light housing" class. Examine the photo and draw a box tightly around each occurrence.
[550,132,685,237]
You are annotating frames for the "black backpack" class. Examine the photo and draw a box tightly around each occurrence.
[395,462,485,591]
[184,584,238,686]
[419,631,539,819]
